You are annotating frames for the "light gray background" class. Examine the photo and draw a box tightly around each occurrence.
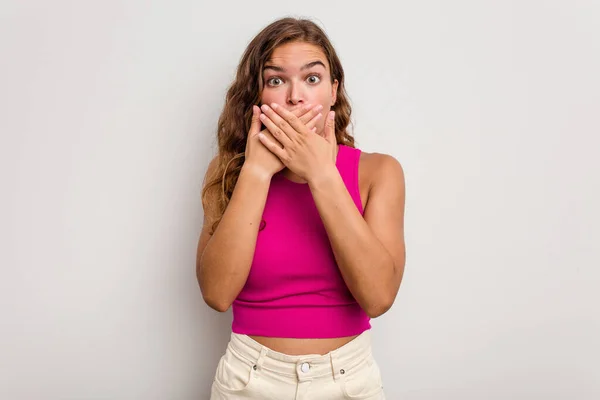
[1,1,599,399]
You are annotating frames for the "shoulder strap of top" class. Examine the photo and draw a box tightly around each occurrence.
[336,144,364,214]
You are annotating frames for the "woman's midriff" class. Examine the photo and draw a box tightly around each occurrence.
[248,334,359,356]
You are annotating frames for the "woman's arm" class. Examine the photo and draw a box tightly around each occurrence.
[197,105,325,312]
[196,161,271,312]
[308,154,406,318]
[256,104,406,318]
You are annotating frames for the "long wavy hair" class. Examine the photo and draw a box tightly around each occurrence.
[202,17,355,234]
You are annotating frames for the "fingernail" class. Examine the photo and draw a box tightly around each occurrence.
[316,104,323,111]
[271,103,278,109]
[328,111,335,120]
[261,104,269,112]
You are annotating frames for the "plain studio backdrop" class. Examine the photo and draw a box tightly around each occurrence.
[1,1,599,399]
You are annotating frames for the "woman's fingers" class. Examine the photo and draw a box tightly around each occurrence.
[298,104,324,125]
[256,103,323,146]
[266,103,312,137]
[305,111,323,131]
[249,105,262,137]
[258,132,287,161]
[259,110,294,147]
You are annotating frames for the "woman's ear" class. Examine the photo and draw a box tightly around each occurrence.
[331,79,339,106]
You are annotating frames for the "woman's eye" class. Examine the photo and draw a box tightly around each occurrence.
[307,75,321,84]
[266,75,320,86]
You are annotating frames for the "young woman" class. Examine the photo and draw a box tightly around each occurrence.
[197,17,406,400]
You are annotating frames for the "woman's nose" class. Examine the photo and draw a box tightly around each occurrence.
[287,82,304,105]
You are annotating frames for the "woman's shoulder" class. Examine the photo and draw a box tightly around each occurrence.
[359,150,404,184]
[205,155,220,177]
[355,148,405,208]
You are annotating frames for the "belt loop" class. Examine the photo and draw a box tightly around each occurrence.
[255,346,268,371]
[330,352,340,382]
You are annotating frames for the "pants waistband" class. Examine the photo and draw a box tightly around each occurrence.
[227,329,373,381]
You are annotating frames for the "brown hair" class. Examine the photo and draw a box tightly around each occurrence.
[202,17,355,234]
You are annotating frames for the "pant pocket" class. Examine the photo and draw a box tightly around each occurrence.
[212,346,257,394]
[341,356,384,400]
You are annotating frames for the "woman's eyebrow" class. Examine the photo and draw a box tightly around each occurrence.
[263,60,326,73]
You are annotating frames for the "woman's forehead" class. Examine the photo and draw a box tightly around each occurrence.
[267,42,328,68]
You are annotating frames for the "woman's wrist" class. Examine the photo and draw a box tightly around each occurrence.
[240,162,274,184]
[307,164,339,189]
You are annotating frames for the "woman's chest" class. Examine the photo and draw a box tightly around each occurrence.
[248,189,339,286]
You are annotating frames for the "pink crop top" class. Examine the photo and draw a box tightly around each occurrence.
[231,144,371,338]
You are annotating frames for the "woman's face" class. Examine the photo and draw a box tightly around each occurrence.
[260,41,338,136]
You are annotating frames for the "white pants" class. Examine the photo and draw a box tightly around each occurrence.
[210,329,385,400]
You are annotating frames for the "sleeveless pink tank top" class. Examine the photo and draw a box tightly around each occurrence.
[231,144,371,338]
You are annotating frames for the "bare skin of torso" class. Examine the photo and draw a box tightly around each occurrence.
[249,149,378,356]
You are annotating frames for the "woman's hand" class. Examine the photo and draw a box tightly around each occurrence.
[258,102,338,185]
[244,103,323,180]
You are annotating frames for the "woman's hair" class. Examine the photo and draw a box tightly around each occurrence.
[202,17,355,234]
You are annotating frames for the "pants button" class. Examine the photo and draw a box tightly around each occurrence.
[300,362,310,373]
